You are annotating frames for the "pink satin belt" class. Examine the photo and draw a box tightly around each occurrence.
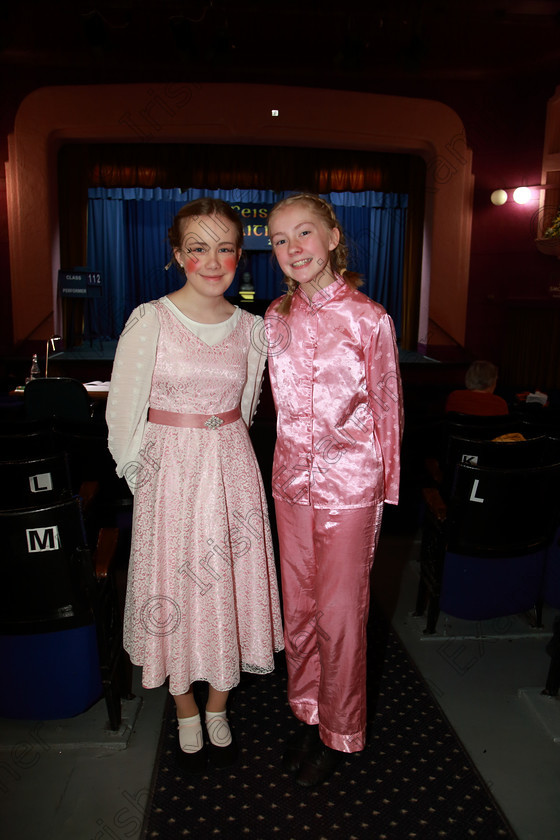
[148,406,241,429]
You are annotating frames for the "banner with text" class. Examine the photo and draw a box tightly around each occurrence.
[231,204,272,250]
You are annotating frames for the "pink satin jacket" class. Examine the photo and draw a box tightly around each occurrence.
[265,275,403,509]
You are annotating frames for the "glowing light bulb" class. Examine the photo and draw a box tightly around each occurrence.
[513,187,532,204]
[490,189,508,206]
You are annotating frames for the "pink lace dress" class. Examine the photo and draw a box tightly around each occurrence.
[107,299,283,694]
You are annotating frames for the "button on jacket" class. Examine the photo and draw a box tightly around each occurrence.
[265,275,403,509]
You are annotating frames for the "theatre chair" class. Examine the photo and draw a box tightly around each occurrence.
[0,418,56,460]
[0,451,74,510]
[424,431,557,517]
[422,413,525,500]
[22,382,129,524]
[445,411,521,441]
[24,377,93,422]
[516,404,560,437]
[415,459,560,635]
[0,449,101,536]
[0,496,124,728]
[51,417,132,521]
[440,433,554,491]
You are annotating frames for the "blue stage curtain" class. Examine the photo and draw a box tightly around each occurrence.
[86,188,407,339]
[329,192,407,338]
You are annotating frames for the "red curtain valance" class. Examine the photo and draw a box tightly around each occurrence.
[84,142,421,194]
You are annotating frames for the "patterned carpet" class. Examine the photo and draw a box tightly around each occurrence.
[141,605,517,840]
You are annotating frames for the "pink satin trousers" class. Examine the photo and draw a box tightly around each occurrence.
[275,500,384,752]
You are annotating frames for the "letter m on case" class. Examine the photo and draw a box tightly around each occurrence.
[26,526,60,552]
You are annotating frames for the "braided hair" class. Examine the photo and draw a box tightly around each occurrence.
[269,193,362,315]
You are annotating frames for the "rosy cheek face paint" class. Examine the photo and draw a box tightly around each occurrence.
[221,255,238,272]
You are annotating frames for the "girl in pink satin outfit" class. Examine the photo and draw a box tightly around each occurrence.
[107,198,283,774]
[265,193,403,787]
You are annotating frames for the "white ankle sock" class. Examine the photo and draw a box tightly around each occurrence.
[177,713,204,754]
[205,710,232,747]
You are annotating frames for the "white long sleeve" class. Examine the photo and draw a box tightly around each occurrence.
[106,302,160,491]
[241,315,267,426]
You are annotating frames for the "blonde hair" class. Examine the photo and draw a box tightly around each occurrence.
[269,193,363,314]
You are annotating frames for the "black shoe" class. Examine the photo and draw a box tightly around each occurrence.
[282,724,320,773]
[176,743,208,775]
[295,743,344,788]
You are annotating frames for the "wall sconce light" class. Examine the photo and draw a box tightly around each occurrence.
[490,189,508,206]
[45,334,62,378]
[512,187,533,204]
[490,184,551,205]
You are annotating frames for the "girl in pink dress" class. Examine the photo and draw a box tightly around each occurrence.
[107,198,283,773]
[265,193,403,787]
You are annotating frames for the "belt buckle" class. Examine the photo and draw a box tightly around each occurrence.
[205,414,224,430]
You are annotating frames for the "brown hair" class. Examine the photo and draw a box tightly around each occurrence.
[168,197,243,270]
[269,193,363,314]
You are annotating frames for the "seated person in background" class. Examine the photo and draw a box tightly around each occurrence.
[445,360,509,416]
